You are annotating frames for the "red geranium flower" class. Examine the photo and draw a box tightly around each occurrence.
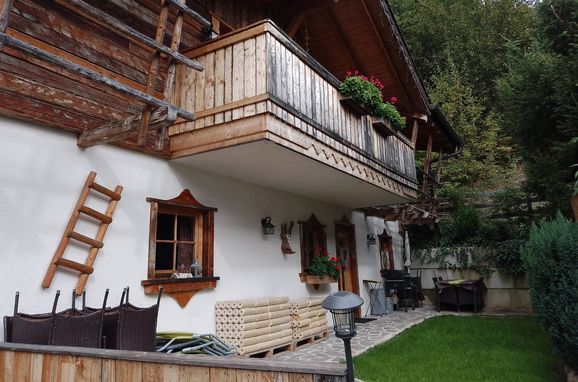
[336,265,342,270]
[390,96,398,103]
[330,257,337,262]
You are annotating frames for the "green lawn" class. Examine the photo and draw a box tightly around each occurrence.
[353,316,562,382]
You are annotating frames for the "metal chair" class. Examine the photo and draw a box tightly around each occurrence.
[363,279,387,316]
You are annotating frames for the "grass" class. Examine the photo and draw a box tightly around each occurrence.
[353,315,562,382]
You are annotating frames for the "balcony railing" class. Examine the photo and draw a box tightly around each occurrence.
[170,20,417,196]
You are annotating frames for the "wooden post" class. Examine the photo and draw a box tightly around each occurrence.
[0,0,12,49]
[138,0,170,146]
[156,0,186,151]
[432,147,443,214]
[420,127,433,207]
[571,195,578,220]
[411,119,419,145]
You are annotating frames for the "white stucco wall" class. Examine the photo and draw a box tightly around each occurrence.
[0,117,406,339]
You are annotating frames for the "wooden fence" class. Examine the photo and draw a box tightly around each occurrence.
[0,342,346,381]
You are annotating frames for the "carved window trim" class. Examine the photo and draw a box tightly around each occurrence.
[298,214,327,275]
[141,189,219,307]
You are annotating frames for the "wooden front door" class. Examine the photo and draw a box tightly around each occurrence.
[335,216,360,316]
[379,230,394,271]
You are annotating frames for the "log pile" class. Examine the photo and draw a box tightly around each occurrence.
[289,298,329,341]
[215,297,292,356]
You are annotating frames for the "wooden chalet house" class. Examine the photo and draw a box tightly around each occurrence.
[0,0,461,337]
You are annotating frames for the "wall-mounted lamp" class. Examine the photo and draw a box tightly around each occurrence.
[367,233,377,246]
[261,217,276,235]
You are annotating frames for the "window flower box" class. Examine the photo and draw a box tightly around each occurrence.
[371,117,396,137]
[339,96,372,116]
[299,273,338,290]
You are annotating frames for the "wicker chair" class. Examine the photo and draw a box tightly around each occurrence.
[48,289,108,348]
[8,291,59,345]
[83,288,127,349]
[116,287,162,352]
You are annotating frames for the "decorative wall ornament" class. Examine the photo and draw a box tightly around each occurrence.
[280,221,295,255]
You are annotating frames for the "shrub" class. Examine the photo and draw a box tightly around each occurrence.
[375,102,406,130]
[522,213,578,369]
[493,239,525,276]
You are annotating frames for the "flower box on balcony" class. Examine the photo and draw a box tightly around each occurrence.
[339,96,372,117]
[371,117,397,137]
[299,273,338,290]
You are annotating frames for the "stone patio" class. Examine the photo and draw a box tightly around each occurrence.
[273,306,460,363]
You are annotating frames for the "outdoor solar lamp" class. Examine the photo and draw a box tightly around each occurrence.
[322,291,364,382]
[261,216,275,235]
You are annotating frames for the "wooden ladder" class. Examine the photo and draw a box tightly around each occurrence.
[42,171,123,295]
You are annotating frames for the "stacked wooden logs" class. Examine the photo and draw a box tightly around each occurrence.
[215,297,292,356]
[290,298,329,341]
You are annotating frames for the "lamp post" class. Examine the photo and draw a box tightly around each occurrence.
[322,291,364,382]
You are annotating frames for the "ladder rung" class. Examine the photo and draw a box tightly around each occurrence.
[79,206,113,224]
[68,231,104,248]
[89,182,121,200]
[55,258,94,274]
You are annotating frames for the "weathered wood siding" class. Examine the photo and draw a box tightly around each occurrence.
[0,343,346,382]
[171,21,417,189]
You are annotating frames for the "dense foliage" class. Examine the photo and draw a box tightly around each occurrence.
[390,0,536,189]
[409,189,528,276]
[522,214,578,369]
[498,0,578,216]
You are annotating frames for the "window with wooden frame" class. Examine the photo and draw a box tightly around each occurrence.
[298,214,328,283]
[141,190,219,307]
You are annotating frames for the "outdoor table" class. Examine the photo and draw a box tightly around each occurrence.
[436,278,487,313]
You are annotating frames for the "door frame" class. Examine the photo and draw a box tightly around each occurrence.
[334,216,360,315]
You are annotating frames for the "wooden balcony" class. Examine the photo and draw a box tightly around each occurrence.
[169,21,417,208]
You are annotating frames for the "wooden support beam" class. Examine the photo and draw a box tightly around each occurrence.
[78,106,177,148]
[53,0,204,71]
[0,33,195,121]
[420,127,434,207]
[0,0,12,49]
[326,8,364,73]
[286,13,306,38]
[166,0,211,30]
[157,0,186,151]
[138,0,170,147]
[411,119,419,145]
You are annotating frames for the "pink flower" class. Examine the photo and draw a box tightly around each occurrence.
[330,257,337,262]
[390,96,398,103]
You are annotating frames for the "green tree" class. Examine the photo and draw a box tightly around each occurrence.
[390,0,536,189]
[497,0,578,216]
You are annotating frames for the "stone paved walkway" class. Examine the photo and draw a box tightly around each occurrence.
[273,306,458,364]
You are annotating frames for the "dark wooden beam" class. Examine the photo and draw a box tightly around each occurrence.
[78,106,177,148]
[0,33,195,121]
[326,7,365,73]
[166,0,211,31]
[280,0,337,17]
[286,13,306,38]
[54,0,204,71]
[0,0,12,48]
[411,119,419,145]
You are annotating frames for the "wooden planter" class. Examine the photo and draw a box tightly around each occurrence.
[371,117,397,137]
[299,273,337,290]
[339,96,371,116]
[571,194,578,220]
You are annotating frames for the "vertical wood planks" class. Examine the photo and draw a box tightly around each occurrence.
[214,48,225,124]
[243,37,256,116]
[224,45,233,122]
